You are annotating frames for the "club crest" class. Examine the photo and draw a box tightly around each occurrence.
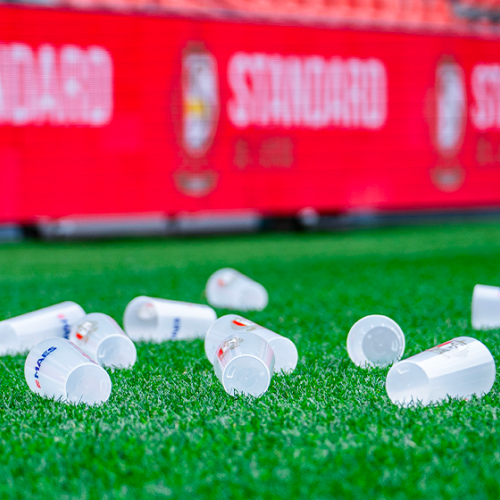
[435,60,466,157]
[182,48,219,158]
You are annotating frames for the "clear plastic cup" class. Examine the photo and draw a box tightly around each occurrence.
[0,301,86,356]
[213,332,275,397]
[206,268,268,311]
[386,336,496,406]
[347,314,405,368]
[69,313,137,369]
[123,296,217,342]
[471,284,500,330]
[205,314,298,374]
[24,338,112,405]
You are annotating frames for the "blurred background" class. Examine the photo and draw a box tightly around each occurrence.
[1,0,499,240]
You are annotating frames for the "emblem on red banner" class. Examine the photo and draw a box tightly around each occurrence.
[182,47,219,158]
[435,60,466,157]
[429,57,466,192]
[173,43,220,198]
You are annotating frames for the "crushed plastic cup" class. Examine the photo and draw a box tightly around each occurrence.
[69,313,137,369]
[206,268,268,311]
[347,314,405,368]
[24,338,112,405]
[386,336,496,406]
[471,284,500,330]
[214,332,275,397]
[205,314,298,374]
[123,296,217,342]
[0,301,85,356]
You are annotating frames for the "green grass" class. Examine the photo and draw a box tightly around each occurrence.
[1,222,500,499]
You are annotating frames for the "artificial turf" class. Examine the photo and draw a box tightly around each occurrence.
[1,222,500,499]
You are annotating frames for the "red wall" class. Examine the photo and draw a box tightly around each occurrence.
[1,6,500,222]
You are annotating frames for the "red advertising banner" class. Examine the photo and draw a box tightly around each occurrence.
[1,5,500,222]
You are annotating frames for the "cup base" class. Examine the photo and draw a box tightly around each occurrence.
[347,315,405,368]
[362,326,402,367]
[222,355,271,397]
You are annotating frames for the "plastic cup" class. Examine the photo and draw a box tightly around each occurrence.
[0,301,86,356]
[386,336,496,406]
[206,268,268,311]
[213,332,275,397]
[123,296,217,342]
[205,314,298,374]
[69,313,137,369]
[471,284,500,330]
[347,314,405,368]
[25,338,112,405]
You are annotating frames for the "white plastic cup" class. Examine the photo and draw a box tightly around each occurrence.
[471,284,500,330]
[347,314,405,368]
[386,336,496,406]
[206,314,298,374]
[0,301,86,356]
[69,313,137,369]
[214,332,275,397]
[25,338,112,405]
[123,296,217,342]
[206,268,268,311]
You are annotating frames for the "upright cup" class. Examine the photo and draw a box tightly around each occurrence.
[25,338,112,405]
[206,268,268,311]
[214,332,275,397]
[69,313,137,369]
[471,284,500,329]
[124,296,217,342]
[206,314,298,374]
[386,336,496,406]
[347,314,405,368]
[0,301,85,356]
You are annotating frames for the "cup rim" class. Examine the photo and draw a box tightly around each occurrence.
[96,334,137,369]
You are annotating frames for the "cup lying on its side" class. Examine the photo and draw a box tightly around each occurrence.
[214,332,275,398]
[386,336,496,406]
[69,313,137,369]
[25,338,112,406]
[472,284,500,330]
[205,314,298,374]
[124,296,217,342]
[206,268,268,311]
[0,301,85,356]
[347,315,405,368]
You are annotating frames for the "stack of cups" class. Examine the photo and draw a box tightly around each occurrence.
[206,269,268,311]
[206,315,298,397]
